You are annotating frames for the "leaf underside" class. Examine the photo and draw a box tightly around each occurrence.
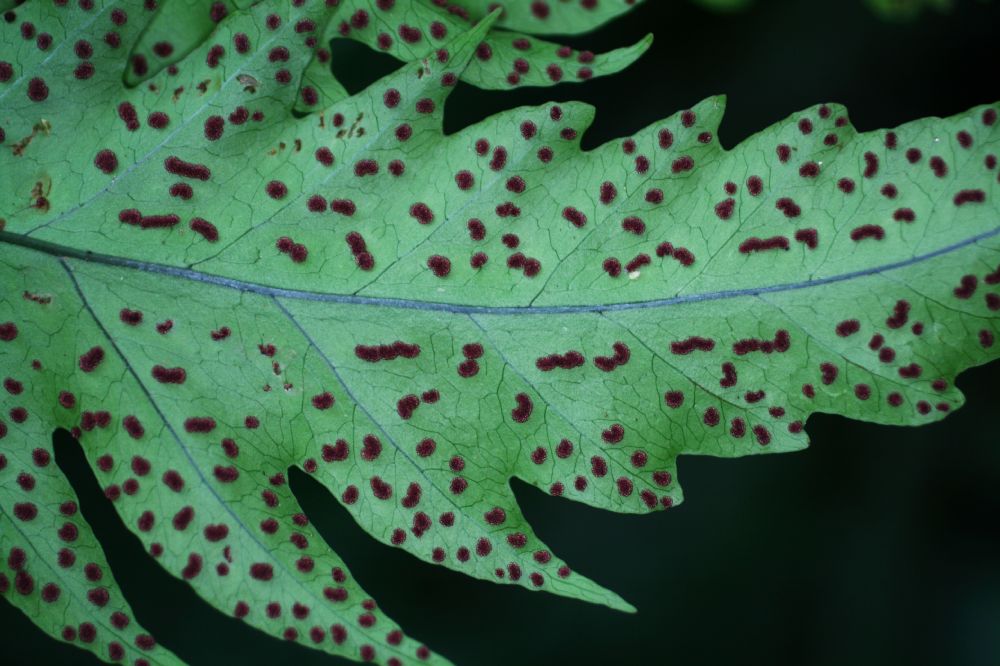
[0,0,999,664]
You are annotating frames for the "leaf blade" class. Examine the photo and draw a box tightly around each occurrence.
[1,0,999,663]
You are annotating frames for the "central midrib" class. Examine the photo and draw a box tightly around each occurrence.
[3,224,997,315]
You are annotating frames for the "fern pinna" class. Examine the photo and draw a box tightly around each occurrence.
[1,0,998,664]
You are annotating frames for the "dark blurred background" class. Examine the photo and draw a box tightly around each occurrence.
[4,0,1000,664]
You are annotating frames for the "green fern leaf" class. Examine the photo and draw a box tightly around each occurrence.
[1,0,998,664]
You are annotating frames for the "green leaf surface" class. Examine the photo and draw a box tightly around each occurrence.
[120,0,651,120]
[1,0,999,664]
[437,0,644,36]
[0,400,183,666]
